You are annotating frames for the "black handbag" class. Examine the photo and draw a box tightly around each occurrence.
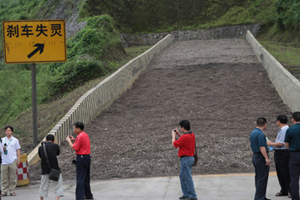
[43,143,60,181]
[193,138,198,166]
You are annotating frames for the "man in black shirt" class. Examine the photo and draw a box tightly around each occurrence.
[38,134,64,200]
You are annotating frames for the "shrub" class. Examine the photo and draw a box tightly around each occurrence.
[276,0,300,31]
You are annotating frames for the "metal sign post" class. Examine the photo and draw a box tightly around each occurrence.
[2,19,67,144]
[31,63,38,144]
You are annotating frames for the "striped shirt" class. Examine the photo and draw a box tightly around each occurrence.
[274,125,289,150]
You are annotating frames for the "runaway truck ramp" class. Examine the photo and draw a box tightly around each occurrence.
[29,38,292,182]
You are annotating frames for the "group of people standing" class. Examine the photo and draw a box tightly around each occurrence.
[250,112,300,200]
[39,121,94,200]
[172,113,300,200]
[0,122,93,200]
[2,114,300,200]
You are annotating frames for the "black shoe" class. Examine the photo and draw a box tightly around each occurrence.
[187,198,198,200]
[179,196,188,199]
[264,198,271,200]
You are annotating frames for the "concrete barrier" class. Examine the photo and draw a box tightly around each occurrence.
[121,24,261,47]
[28,34,174,165]
[246,30,300,112]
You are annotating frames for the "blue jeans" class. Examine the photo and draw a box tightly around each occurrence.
[289,152,300,200]
[76,155,93,200]
[180,156,197,199]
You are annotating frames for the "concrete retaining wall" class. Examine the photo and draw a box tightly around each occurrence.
[28,34,174,165]
[246,30,300,112]
[121,24,261,47]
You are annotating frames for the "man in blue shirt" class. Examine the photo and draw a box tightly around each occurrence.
[249,117,270,200]
[267,115,290,197]
[284,112,300,200]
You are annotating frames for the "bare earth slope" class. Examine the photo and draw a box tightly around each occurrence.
[30,39,292,181]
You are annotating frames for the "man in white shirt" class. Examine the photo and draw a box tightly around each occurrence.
[267,115,290,197]
[1,126,21,197]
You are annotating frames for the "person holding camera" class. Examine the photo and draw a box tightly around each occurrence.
[66,122,93,200]
[172,120,197,200]
[1,126,21,197]
[38,134,64,200]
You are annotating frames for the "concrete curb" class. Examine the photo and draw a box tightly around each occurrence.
[27,34,174,166]
[11,172,279,200]
[246,30,300,112]
[121,24,261,47]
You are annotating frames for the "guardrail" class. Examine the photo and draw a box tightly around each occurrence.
[28,34,174,165]
[246,30,300,112]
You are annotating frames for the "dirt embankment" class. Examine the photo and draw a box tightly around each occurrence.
[29,39,292,182]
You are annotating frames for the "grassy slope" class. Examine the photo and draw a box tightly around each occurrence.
[256,24,300,79]
[78,0,276,33]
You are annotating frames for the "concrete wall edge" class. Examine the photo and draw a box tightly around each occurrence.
[246,30,300,112]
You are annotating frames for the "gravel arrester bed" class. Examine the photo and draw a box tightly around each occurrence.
[30,39,292,182]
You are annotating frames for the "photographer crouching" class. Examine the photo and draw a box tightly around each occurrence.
[172,120,198,200]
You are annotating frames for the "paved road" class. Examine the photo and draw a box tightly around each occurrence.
[7,172,286,200]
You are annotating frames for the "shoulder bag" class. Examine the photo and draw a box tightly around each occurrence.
[43,143,60,181]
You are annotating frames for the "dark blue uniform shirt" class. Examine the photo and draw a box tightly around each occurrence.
[250,128,268,153]
[284,123,300,151]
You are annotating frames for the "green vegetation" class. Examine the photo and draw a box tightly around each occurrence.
[78,0,276,33]
[49,15,126,94]
[259,40,300,66]
[0,1,128,132]
[275,0,300,31]
[255,0,300,77]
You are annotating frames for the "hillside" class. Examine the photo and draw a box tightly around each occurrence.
[79,0,275,33]
[0,0,127,131]
[0,0,299,152]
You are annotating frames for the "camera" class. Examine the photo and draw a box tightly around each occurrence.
[72,160,77,165]
[3,143,7,155]
[41,141,46,145]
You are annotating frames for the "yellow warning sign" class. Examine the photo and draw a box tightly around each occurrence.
[2,19,67,64]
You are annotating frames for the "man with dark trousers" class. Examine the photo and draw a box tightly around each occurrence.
[267,115,290,197]
[172,120,197,200]
[284,112,300,200]
[66,122,93,200]
[249,117,270,200]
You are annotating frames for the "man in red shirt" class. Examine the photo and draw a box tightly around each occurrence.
[172,120,197,200]
[66,122,93,200]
